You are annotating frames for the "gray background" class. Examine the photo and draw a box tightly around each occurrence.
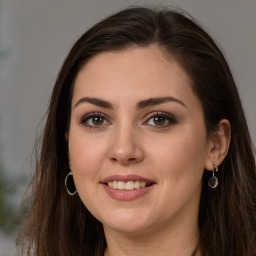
[0,0,255,255]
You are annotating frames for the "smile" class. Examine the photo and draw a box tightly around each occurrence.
[101,174,156,200]
[106,180,151,190]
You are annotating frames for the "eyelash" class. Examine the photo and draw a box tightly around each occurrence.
[80,112,110,129]
[144,111,176,128]
[80,111,176,129]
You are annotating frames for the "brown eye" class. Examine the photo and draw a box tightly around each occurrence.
[153,116,166,125]
[92,116,104,125]
[80,113,110,128]
[145,112,176,128]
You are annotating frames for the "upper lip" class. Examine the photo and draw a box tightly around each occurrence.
[101,174,156,184]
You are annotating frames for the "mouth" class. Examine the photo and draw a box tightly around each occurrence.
[105,180,153,191]
[101,174,156,192]
[101,177,156,201]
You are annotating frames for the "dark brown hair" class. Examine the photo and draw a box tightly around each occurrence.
[18,6,256,256]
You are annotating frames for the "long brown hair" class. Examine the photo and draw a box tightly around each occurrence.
[17,6,256,256]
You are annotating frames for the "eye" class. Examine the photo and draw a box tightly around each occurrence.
[80,112,110,128]
[145,112,176,128]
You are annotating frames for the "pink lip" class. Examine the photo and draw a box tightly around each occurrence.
[101,174,155,184]
[102,183,155,201]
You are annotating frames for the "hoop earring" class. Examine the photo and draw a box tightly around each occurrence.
[65,171,77,196]
[208,163,218,188]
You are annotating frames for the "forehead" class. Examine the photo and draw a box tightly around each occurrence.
[72,45,197,108]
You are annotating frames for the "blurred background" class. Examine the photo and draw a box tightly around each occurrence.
[0,0,255,255]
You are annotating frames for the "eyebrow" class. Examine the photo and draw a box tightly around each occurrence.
[74,96,186,109]
[74,97,113,109]
[137,97,186,109]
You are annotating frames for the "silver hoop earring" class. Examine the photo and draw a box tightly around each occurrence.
[208,163,219,188]
[65,171,77,196]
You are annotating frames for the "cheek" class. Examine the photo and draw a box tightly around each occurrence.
[149,127,207,190]
[69,128,106,168]
[68,128,109,194]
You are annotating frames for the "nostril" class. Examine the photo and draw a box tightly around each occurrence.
[108,145,145,165]
[128,157,136,161]
[110,157,137,164]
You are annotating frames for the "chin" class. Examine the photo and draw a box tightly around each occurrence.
[104,221,152,235]
[99,209,157,235]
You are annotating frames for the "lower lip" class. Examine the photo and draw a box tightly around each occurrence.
[102,184,155,201]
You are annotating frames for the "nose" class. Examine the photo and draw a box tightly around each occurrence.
[108,125,145,166]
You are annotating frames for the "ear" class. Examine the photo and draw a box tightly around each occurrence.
[205,119,231,171]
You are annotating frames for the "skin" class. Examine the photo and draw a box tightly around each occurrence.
[67,45,230,256]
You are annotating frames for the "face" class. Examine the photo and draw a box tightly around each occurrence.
[67,46,212,235]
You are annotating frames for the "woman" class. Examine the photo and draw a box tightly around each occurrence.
[18,6,256,256]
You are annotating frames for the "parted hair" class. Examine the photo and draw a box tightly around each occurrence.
[17,6,256,256]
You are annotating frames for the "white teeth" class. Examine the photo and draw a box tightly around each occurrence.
[107,180,150,190]
[134,181,141,189]
[108,181,113,188]
[140,181,146,188]
[126,181,135,190]
[113,181,118,189]
[117,181,126,190]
